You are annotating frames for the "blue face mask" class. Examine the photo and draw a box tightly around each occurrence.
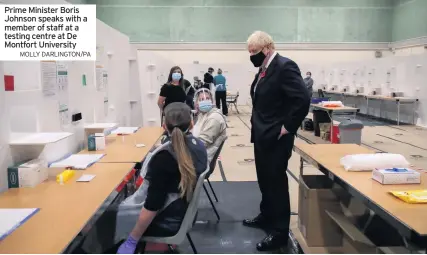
[198,100,213,112]
[172,72,181,81]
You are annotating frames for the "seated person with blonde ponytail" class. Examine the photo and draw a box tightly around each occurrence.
[114,102,208,254]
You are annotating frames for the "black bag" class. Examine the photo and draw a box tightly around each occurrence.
[303,118,314,131]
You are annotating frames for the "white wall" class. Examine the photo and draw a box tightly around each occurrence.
[320,54,427,126]
[0,1,132,192]
[134,46,426,127]
[135,49,388,106]
[137,51,174,127]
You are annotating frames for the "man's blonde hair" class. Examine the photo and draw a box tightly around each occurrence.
[247,31,275,50]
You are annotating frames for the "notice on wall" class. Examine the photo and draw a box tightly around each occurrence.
[59,102,70,127]
[96,45,104,62]
[41,61,57,97]
[57,62,69,127]
[96,65,106,91]
[0,5,96,61]
[104,96,109,117]
[57,62,68,91]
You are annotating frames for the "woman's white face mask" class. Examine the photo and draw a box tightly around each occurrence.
[194,89,213,113]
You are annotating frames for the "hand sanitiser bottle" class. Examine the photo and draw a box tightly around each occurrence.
[56,170,75,184]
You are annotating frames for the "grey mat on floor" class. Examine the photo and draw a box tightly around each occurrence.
[171,181,299,254]
[197,181,261,222]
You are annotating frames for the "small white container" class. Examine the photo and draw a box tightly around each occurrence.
[372,168,421,185]
[95,133,106,150]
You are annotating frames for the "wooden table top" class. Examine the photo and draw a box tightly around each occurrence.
[311,104,359,112]
[79,127,164,163]
[0,163,134,254]
[294,143,427,236]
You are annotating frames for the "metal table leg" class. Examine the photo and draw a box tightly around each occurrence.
[413,102,417,125]
[366,97,369,116]
[397,100,400,126]
[299,156,304,176]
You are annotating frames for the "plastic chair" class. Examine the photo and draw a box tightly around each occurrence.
[138,168,209,254]
[203,139,226,221]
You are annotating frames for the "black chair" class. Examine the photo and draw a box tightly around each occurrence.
[203,139,226,221]
[318,89,325,98]
[226,92,240,114]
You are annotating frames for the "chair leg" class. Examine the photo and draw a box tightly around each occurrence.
[187,233,198,254]
[203,183,220,221]
[136,241,146,254]
[234,103,239,114]
[206,179,218,202]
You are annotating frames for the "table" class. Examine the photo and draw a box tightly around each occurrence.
[311,104,360,140]
[294,143,427,248]
[365,95,419,125]
[0,163,134,254]
[79,127,164,163]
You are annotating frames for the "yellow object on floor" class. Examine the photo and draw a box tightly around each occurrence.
[390,190,427,204]
[56,170,75,184]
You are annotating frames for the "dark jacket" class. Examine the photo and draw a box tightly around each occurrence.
[250,54,310,147]
[203,72,214,84]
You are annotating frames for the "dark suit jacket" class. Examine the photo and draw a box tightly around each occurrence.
[250,54,310,146]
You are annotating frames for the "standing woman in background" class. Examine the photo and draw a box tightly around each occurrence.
[158,66,187,124]
[213,68,228,116]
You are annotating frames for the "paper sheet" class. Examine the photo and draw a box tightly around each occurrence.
[49,154,105,170]
[76,174,96,182]
[41,61,57,97]
[111,127,140,135]
[0,208,40,241]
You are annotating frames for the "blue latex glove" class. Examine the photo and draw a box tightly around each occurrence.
[117,236,138,254]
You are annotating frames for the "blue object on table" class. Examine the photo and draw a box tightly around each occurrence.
[88,134,96,151]
[384,168,409,173]
[311,97,329,104]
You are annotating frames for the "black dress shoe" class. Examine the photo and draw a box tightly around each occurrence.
[242,215,268,229]
[256,233,288,252]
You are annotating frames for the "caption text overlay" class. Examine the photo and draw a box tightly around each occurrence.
[0,5,96,61]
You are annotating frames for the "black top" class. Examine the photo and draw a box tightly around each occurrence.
[144,150,185,211]
[160,83,186,109]
[203,72,213,84]
[250,54,310,147]
[143,150,187,235]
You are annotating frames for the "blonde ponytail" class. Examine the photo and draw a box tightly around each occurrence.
[170,127,197,202]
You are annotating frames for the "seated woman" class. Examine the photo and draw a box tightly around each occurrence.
[81,103,207,254]
[116,102,208,254]
[192,88,227,163]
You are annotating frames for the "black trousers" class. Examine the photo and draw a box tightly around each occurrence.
[253,134,294,234]
[215,90,228,115]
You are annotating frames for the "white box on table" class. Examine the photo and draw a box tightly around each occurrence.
[372,168,420,185]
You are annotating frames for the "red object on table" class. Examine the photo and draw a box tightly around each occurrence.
[4,75,14,91]
[331,124,340,144]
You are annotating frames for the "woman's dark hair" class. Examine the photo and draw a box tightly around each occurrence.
[167,66,184,87]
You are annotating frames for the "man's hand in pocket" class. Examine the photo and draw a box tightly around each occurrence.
[278,126,289,140]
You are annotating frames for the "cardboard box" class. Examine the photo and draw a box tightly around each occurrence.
[298,175,343,247]
[8,159,48,188]
[372,168,420,185]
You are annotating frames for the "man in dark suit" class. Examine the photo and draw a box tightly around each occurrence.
[244,31,310,251]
